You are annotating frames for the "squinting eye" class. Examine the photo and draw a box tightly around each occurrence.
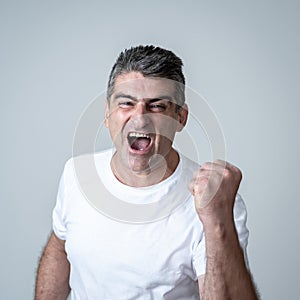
[149,104,166,112]
[119,102,134,108]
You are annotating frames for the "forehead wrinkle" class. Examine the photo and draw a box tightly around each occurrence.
[111,75,180,108]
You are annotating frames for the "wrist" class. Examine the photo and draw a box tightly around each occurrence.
[201,217,237,242]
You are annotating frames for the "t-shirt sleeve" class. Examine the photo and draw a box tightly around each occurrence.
[192,193,250,277]
[52,162,69,240]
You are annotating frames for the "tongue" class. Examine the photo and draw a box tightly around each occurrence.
[131,137,150,151]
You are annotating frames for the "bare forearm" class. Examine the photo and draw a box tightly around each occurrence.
[35,233,70,300]
[190,161,259,299]
[201,222,258,300]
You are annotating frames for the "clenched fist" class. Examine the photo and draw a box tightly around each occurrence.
[189,160,242,229]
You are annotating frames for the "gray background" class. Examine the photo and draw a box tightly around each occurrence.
[1,0,299,299]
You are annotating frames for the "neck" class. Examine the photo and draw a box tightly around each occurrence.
[111,149,179,187]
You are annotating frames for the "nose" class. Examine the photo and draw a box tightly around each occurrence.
[131,102,150,128]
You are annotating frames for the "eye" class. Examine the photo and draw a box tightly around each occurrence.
[148,103,167,112]
[119,101,134,108]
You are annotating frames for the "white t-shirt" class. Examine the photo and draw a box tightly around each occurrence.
[53,149,249,300]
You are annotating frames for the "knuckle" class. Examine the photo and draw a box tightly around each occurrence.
[231,165,242,181]
[222,168,231,178]
[201,162,211,169]
[236,168,242,180]
[214,159,225,165]
[195,177,206,187]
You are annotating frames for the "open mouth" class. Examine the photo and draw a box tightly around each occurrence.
[127,132,153,152]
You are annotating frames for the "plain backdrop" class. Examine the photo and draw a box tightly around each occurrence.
[1,0,299,299]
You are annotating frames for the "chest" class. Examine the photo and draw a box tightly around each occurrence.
[64,198,199,285]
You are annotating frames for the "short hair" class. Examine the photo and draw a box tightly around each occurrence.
[107,45,186,108]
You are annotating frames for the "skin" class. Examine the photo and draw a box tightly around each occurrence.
[35,71,258,299]
[190,160,258,299]
[35,233,70,300]
[105,72,188,187]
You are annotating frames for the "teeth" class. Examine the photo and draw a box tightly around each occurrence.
[128,132,150,138]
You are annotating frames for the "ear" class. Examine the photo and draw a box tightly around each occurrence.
[104,100,109,128]
[176,103,188,132]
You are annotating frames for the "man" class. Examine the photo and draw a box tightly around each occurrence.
[35,45,258,299]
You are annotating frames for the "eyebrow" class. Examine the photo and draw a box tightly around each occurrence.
[113,93,137,101]
[113,93,175,104]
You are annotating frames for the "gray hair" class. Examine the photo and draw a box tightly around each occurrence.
[107,45,186,109]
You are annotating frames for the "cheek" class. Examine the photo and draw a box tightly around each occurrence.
[107,118,128,145]
[107,119,119,140]
[154,118,178,140]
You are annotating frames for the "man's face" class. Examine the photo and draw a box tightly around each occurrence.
[105,72,187,174]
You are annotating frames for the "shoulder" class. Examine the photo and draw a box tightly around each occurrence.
[63,148,114,176]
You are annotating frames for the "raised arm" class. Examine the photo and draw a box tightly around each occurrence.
[35,232,70,300]
[190,160,258,300]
